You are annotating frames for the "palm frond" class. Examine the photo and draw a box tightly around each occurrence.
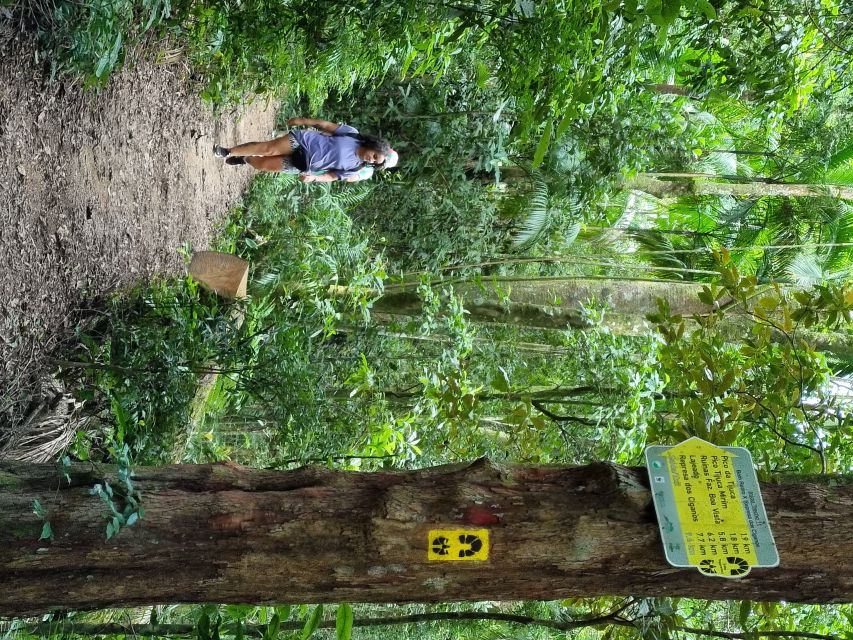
[818,203,853,272]
[511,169,550,251]
[564,220,582,248]
[253,269,282,288]
[627,229,688,276]
[825,160,853,187]
[667,198,719,234]
[827,141,853,174]
[693,152,739,177]
[787,253,825,285]
[715,196,761,227]
[329,239,370,267]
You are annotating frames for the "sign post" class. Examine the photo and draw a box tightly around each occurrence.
[645,437,779,578]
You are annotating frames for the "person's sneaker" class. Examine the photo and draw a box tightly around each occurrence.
[225,156,246,165]
[213,144,230,158]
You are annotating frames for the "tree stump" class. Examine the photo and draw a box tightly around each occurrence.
[188,251,248,300]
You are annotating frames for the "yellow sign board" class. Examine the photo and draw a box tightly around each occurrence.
[646,438,778,578]
[427,529,489,561]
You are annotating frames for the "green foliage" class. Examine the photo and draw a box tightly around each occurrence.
[647,250,853,472]
[335,604,353,640]
[8,0,179,85]
[89,444,143,539]
[300,605,323,640]
[31,499,53,541]
[14,3,853,632]
[62,276,247,462]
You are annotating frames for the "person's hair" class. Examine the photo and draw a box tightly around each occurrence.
[357,134,392,167]
[337,131,392,168]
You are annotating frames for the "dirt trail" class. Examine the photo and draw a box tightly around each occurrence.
[0,30,276,439]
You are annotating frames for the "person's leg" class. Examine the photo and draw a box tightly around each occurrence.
[226,135,294,157]
[244,155,290,172]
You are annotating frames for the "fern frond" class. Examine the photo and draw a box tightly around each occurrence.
[253,269,282,287]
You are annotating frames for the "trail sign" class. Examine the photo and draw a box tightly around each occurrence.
[427,529,489,561]
[645,437,779,578]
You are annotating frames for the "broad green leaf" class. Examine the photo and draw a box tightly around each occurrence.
[108,33,123,68]
[645,0,663,23]
[197,612,211,640]
[555,116,573,139]
[445,21,469,44]
[39,522,53,541]
[475,62,490,89]
[661,0,681,23]
[336,604,354,640]
[738,600,752,627]
[573,83,594,104]
[491,367,510,393]
[264,613,280,640]
[564,220,582,248]
[95,51,111,79]
[300,605,324,640]
[532,121,553,168]
[694,0,716,18]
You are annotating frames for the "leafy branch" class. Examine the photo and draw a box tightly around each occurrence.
[13,612,841,640]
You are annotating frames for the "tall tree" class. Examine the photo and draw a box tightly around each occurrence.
[370,278,853,360]
[2,459,852,616]
[627,175,853,201]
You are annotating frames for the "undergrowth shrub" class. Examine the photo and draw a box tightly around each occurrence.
[8,0,409,105]
[64,273,363,466]
[5,0,182,86]
[65,276,242,462]
[61,175,399,467]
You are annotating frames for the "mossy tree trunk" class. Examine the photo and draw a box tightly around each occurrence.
[1,460,851,617]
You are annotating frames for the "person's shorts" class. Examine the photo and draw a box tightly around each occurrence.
[281,132,303,174]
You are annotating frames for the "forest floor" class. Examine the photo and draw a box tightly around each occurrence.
[0,28,277,454]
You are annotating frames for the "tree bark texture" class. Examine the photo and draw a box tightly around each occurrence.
[1,460,851,616]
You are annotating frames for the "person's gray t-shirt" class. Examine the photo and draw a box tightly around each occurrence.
[292,124,364,179]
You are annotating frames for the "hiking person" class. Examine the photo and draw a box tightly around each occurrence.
[213,117,398,183]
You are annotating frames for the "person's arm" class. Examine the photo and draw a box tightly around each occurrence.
[345,166,375,182]
[287,117,340,134]
[299,172,340,183]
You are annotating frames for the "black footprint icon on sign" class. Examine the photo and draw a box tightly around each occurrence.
[698,557,750,577]
[458,534,483,558]
[431,536,450,555]
[724,557,750,576]
[699,559,718,575]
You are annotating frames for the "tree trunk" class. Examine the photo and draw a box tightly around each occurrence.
[375,278,713,332]
[371,280,853,361]
[627,175,853,201]
[1,460,851,616]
